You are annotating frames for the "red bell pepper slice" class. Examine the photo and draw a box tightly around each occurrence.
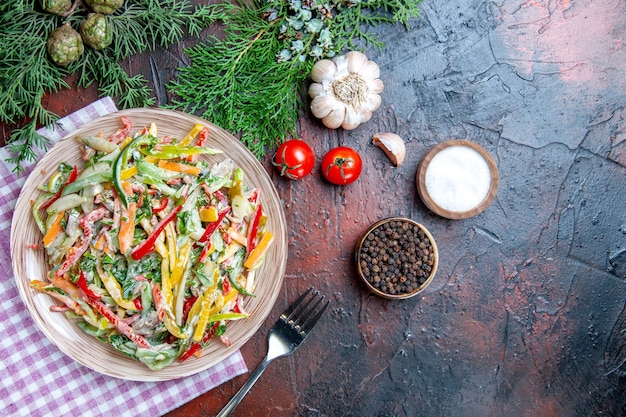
[77,271,101,299]
[40,165,78,211]
[195,127,209,147]
[133,297,143,311]
[246,203,262,255]
[178,343,201,363]
[182,295,199,324]
[152,198,169,213]
[197,206,230,244]
[232,298,243,314]
[179,322,219,362]
[197,242,213,265]
[131,204,183,260]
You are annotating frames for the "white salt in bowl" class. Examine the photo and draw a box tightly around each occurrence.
[416,140,499,219]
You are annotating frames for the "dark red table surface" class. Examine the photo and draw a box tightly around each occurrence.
[2,1,625,416]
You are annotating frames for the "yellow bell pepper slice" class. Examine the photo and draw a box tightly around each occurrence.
[159,258,173,304]
[119,136,133,150]
[193,288,238,342]
[244,231,274,270]
[96,261,136,311]
[164,222,177,271]
[180,123,205,146]
[217,242,243,264]
[120,165,138,180]
[155,255,187,339]
[199,206,218,223]
[170,240,191,289]
[186,294,206,328]
[184,273,218,338]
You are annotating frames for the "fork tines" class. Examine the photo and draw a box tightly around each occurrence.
[282,287,329,335]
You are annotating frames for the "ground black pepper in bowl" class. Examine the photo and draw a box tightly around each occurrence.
[356,218,438,299]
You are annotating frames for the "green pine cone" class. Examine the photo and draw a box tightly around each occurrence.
[41,0,73,16]
[47,24,84,67]
[80,13,114,50]
[83,0,124,14]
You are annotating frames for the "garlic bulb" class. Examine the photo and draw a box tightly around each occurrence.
[308,51,384,130]
[373,132,406,167]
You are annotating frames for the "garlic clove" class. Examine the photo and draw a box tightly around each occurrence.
[373,132,406,167]
[359,60,381,82]
[360,109,373,124]
[342,107,365,130]
[323,106,346,129]
[363,94,382,113]
[346,51,369,73]
[308,82,326,99]
[369,78,384,95]
[311,95,339,118]
[310,59,337,83]
[333,54,350,78]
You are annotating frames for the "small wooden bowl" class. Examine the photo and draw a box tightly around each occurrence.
[416,140,499,220]
[355,217,438,300]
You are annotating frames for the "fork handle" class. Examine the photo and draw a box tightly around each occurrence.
[216,356,272,417]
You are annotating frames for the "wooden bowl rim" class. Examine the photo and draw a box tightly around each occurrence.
[355,217,438,300]
[416,140,499,220]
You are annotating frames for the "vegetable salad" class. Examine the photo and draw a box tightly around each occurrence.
[30,117,273,370]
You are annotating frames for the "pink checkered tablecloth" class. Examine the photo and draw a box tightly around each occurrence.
[0,97,248,417]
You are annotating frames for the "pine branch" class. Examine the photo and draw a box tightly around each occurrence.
[168,2,312,157]
[0,0,219,173]
[0,6,67,124]
[6,114,53,169]
[167,0,422,159]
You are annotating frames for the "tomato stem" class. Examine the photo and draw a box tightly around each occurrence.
[326,157,353,181]
[272,145,303,180]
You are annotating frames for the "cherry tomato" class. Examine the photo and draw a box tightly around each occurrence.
[272,140,315,180]
[321,146,362,185]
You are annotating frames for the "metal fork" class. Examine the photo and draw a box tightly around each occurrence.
[216,288,329,417]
